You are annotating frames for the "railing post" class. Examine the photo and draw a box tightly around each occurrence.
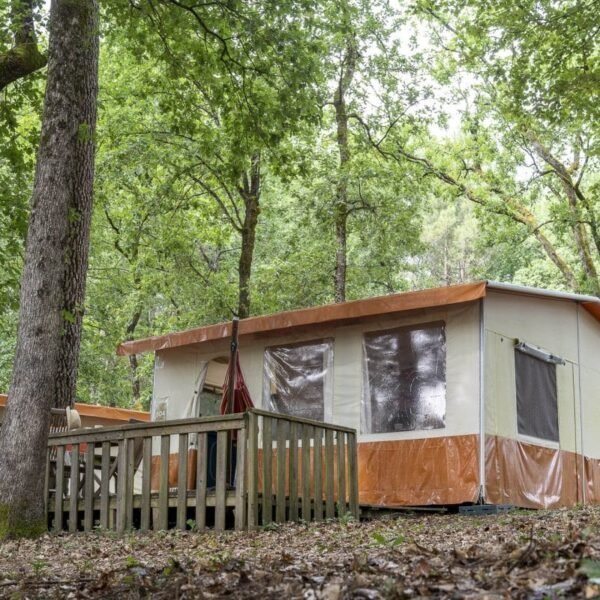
[247,410,259,529]
[234,423,247,530]
[347,432,359,519]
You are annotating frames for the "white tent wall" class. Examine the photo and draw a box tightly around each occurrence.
[578,307,600,503]
[483,291,583,508]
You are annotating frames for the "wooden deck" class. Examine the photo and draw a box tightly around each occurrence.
[46,409,359,532]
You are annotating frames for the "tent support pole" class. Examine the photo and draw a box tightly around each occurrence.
[478,298,486,504]
[576,304,586,505]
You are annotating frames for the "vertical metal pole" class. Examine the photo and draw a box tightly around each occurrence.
[227,317,240,486]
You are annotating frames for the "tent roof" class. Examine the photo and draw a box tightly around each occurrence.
[0,394,150,422]
[117,281,600,356]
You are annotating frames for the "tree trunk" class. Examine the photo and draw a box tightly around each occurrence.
[333,37,357,303]
[0,0,99,539]
[126,307,142,406]
[237,153,261,319]
[0,0,47,91]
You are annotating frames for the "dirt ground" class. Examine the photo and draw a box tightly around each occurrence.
[1,506,600,599]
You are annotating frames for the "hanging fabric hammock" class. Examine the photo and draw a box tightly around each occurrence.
[220,352,254,415]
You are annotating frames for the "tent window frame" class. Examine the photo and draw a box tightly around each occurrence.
[262,338,334,423]
[514,342,562,444]
[361,320,447,435]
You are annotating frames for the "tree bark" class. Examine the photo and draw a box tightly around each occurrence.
[0,0,99,538]
[0,0,47,91]
[333,37,357,303]
[237,153,260,319]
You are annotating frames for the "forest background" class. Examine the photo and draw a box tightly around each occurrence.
[1,0,598,411]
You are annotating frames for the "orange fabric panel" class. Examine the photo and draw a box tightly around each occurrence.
[357,435,480,506]
[150,450,197,491]
[582,302,600,324]
[117,282,487,355]
[485,435,580,508]
[584,456,600,504]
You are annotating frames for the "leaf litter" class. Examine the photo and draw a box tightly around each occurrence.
[1,506,600,598]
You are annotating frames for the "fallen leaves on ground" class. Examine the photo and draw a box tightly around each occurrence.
[1,506,600,598]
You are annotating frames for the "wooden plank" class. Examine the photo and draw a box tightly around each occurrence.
[84,443,95,531]
[195,432,208,531]
[347,432,359,519]
[125,438,135,530]
[275,419,286,523]
[313,428,323,521]
[54,446,65,532]
[48,415,246,445]
[248,409,356,434]
[262,417,272,525]
[99,442,111,529]
[324,429,335,519]
[246,412,259,529]
[215,430,227,531]
[337,431,347,517]
[301,425,311,522]
[140,437,152,531]
[177,433,188,530]
[234,426,247,530]
[288,421,298,522]
[157,435,170,530]
[116,439,127,533]
[68,445,80,533]
[44,450,50,523]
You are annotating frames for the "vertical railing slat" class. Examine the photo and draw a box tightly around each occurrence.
[313,428,323,521]
[195,432,208,531]
[262,417,272,525]
[84,442,95,531]
[125,438,135,530]
[158,435,170,530]
[247,412,259,529]
[44,449,50,525]
[324,429,335,519]
[288,421,298,522]
[69,444,80,533]
[301,425,311,521]
[215,430,227,531]
[177,433,188,530]
[234,425,247,530]
[337,431,347,517]
[140,437,152,531]
[100,442,110,529]
[347,432,359,519]
[54,446,65,532]
[116,439,128,533]
[276,419,286,522]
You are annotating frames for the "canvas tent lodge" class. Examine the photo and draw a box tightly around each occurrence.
[117,281,600,510]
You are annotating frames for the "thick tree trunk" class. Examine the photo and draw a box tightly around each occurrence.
[237,153,260,319]
[0,0,99,538]
[333,38,357,303]
[0,0,47,91]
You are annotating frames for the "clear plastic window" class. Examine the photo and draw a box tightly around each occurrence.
[361,322,446,434]
[263,339,333,421]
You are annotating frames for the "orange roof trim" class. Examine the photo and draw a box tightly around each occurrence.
[0,394,149,422]
[117,281,488,356]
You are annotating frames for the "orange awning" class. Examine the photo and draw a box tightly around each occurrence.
[117,281,488,356]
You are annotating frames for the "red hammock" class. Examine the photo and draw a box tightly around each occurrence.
[220,352,254,415]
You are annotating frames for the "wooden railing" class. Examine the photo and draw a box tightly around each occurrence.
[46,409,359,533]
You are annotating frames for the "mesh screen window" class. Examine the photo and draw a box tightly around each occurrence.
[515,348,559,442]
[362,322,446,434]
[263,340,333,421]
